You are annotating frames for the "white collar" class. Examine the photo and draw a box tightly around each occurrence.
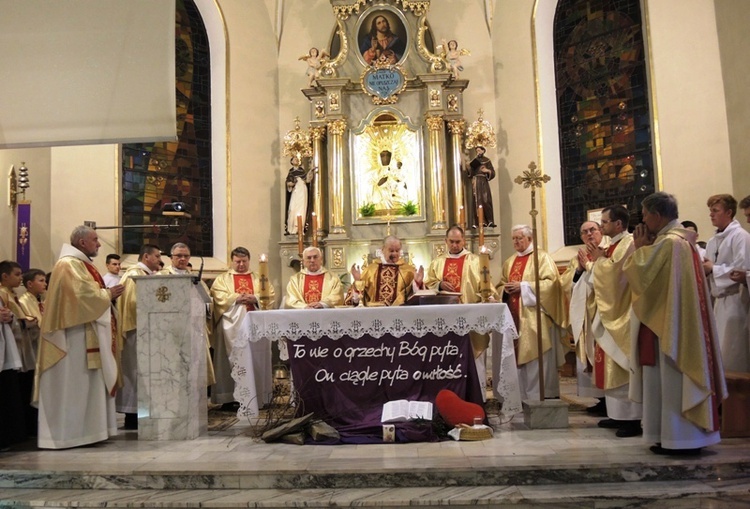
[517,243,534,257]
[447,249,470,259]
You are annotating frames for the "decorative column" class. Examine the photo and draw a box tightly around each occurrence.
[327,118,347,234]
[310,125,327,236]
[447,119,466,227]
[426,114,448,230]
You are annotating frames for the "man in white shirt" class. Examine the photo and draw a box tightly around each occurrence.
[102,254,122,288]
[703,194,750,372]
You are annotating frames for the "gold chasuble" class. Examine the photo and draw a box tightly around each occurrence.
[211,271,275,325]
[18,292,43,323]
[346,259,415,306]
[623,225,726,431]
[590,234,635,390]
[498,249,565,366]
[285,269,344,309]
[36,250,116,399]
[424,251,497,304]
[0,286,25,319]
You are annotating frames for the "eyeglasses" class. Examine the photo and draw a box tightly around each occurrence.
[172,254,190,259]
[580,227,599,235]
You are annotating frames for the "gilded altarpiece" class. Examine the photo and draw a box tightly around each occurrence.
[280,0,501,284]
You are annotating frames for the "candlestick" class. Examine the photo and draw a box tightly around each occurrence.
[311,212,318,247]
[296,214,304,255]
[459,205,465,229]
[258,254,270,310]
[478,205,485,247]
[479,246,492,302]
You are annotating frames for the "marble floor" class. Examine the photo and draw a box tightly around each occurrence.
[1,379,749,508]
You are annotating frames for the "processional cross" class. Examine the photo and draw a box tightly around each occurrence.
[514,161,551,401]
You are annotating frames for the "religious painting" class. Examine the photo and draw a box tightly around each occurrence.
[351,111,423,223]
[356,8,408,66]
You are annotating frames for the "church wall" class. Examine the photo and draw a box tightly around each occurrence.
[0,148,52,269]
[218,0,282,290]
[642,0,732,235]
[49,145,119,271]
[491,0,545,261]
[714,0,750,226]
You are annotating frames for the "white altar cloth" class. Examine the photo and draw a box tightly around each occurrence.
[232,303,521,419]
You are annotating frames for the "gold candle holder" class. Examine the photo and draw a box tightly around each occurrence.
[478,205,485,247]
[479,245,492,303]
[258,254,271,310]
[296,215,304,256]
[311,212,318,247]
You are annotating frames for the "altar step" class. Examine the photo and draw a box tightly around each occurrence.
[1,479,749,508]
[1,453,749,509]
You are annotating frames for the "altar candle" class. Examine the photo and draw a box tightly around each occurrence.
[459,206,465,229]
[258,254,270,298]
[478,205,485,247]
[311,212,318,247]
[297,214,304,254]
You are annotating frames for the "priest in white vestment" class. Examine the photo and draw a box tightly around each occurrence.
[210,247,275,414]
[703,194,750,372]
[116,244,162,430]
[35,226,124,449]
[497,225,566,400]
[624,192,726,455]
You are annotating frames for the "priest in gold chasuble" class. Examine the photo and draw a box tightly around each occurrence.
[160,242,215,387]
[497,225,566,400]
[425,225,498,398]
[35,226,124,449]
[285,247,343,309]
[210,247,275,412]
[116,244,162,429]
[624,193,726,455]
[345,236,423,307]
[587,206,642,436]
[560,221,609,404]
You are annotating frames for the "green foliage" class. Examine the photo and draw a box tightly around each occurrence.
[359,202,376,217]
[398,200,418,216]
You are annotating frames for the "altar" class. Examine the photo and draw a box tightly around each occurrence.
[232,303,521,434]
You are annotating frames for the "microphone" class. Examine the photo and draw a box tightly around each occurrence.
[193,256,204,285]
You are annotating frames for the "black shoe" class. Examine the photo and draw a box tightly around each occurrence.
[220,402,240,412]
[597,418,622,429]
[649,444,702,456]
[123,413,138,430]
[586,399,607,416]
[615,422,643,438]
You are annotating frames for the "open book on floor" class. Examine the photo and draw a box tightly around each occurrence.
[381,399,434,423]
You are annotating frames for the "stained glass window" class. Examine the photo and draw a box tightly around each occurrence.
[121,0,213,256]
[554,0,655,245]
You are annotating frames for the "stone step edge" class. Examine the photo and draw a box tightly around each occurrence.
[0,479,748,508]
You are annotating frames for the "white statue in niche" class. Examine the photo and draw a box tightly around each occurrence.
[285,155,317,234]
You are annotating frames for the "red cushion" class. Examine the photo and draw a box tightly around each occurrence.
[435,389,485,426]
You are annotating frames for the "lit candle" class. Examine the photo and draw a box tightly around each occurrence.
[459,206,465,229]
[297,214,304,255]
[311,212,318,247]
[479,245,491,302]
[258,254,270,310]
[478,205,485,247]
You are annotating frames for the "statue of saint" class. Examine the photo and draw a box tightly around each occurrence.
[465,146,496,228]
[285,156,316,234]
